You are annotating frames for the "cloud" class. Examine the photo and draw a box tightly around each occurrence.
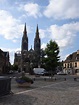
[0,10,23,40]
[39,22,79,50]
[39,29,47,39]
[19,3,41,18]
[41,43,46,49]
[0,10,32,41]
[44,0,79,19]
[49,22,79,48]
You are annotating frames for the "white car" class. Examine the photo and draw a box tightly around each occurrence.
[33,68,45,76]
[9,70,14,74]
[57,71,67,75]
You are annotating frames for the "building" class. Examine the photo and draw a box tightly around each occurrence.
[14,23,41,72]
[14,51,21,70]
[3,51,10,73]
[63,50,79,74]
[0,49,10,74]
[0,49,5,73]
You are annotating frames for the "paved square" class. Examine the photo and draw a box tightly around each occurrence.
[0,76,79,105]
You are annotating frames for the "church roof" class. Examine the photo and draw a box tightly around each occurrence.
[29,46,34,52]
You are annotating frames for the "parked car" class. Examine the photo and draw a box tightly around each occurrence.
[33,68,45,76]
[57,71,67,75]
[43,71,51,76]
[36,72,44,76]
[8,70,14,74]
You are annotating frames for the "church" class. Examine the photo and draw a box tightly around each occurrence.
[14,23,42,72]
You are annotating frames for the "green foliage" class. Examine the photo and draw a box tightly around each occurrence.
[10,64,18,71]
[16,76,33,84]
[21,76,33,83]
[43,40,60,74]
[13,65,18,70]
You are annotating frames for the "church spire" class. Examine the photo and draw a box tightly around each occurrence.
[21,23,28,51]
[23,23,27,35]
[36,24,39,33]
[35,24,39,39]
[34,24,40,52]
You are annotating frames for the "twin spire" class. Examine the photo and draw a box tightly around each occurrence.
[23,23,39,39]
[22,23,40,52]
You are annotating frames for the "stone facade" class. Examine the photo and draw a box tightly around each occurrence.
[14,24,41,72]
[14,51,21,70]
[0,49,10,74]
[0,49,5,73]
[63,50,79,74]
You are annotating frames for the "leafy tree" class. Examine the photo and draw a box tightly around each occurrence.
[10,64,18,71]
[43,40,60,75]
[13,65,18,70]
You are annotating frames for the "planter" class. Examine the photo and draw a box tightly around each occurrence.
[17,82,31,87]
[15,76,33,87]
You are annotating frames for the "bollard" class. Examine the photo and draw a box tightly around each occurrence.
[64,78,66,81]
[55,78,56,81]
[33,78,35,81]
[44,78,46,81]
[74,78,77,81]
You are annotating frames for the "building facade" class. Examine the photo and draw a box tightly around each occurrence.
[14,23,41,72]
[0,49,10,74]
[63,50,79,74]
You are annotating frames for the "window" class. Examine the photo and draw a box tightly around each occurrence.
[67,63,69,68]
[70,63,72,68]
[75,62,77,67]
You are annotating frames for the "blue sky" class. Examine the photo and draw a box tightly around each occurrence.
[0,0,79,64]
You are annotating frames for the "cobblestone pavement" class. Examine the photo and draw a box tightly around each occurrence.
[0,76,79,105]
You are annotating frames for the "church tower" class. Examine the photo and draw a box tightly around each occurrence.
[34,24,41,51]
[34,24,41,66]
[20,24,41,71]
[21,23,28,51]
[21,23,29,72]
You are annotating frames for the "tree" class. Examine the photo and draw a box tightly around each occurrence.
[43,40,60,76]
[10,64,18,71]
[13,65,18,70]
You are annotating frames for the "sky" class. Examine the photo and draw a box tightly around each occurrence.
[0,0,79,64]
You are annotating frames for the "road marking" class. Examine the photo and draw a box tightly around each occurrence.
[15,81,66,95]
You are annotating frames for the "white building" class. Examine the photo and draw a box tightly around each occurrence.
[63,50,79,75]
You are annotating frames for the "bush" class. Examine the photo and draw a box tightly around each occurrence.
[15,76,33,84]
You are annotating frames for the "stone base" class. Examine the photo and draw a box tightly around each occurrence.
[17,82,31,87]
